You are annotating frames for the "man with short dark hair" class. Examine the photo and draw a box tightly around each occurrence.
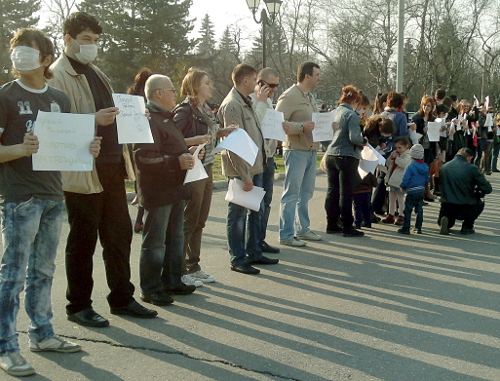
[50,12,157,328]
[438,148,492,235]
[217,63,279,275]
[435,88,446,103]
[276,61,323,247]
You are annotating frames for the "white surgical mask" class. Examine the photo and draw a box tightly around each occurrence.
[10,46,41,72]
[73,40,98,64]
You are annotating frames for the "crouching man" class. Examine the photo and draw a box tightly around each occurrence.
[438,147,492,235]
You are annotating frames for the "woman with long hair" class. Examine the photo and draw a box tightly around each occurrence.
[325,85,366,237]
[411,95,438,201]
[173,68,233,285]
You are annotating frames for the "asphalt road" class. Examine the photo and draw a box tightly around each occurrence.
[9,171,500,381]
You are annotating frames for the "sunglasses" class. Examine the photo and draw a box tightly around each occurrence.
[259,80,279,89]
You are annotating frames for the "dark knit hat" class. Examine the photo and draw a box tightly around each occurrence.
[410,144,424,159]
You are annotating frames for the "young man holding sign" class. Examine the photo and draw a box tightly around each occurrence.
[50,12,156,327]
[0,28,101,377]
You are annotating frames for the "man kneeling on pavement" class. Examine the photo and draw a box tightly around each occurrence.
[438,147,492,235]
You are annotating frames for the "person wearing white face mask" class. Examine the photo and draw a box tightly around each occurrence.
[50,12,157,328]
[0,28,105,377]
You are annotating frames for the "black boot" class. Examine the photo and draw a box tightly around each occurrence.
[433,177,441,196]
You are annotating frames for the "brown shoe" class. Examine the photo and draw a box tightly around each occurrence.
[381,214,395,224]
[394,215,404,226]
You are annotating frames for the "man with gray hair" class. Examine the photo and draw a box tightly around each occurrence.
[133,74,198,305]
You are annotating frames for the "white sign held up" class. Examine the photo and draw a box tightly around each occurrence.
[33,111,95,171]
[261,109,286,142]
[312,112,336,142]
[112,93,154,144]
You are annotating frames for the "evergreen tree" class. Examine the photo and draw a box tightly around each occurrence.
[0,0,41,84]
[219,27,237,54]
[78,0,195,91]
[197,14,215,58]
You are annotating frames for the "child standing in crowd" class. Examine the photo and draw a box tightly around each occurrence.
[398,144,429,234]
[382,136,412,226]
[353,171,378,229]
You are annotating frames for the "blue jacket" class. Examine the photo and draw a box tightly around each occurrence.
[327,103,365,159]
[400,161,429,194]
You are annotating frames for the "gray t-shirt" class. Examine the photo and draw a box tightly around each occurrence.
[0,80,71,203]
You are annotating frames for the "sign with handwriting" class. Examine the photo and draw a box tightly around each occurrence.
[112,93,153,143]
[33,111,95,171]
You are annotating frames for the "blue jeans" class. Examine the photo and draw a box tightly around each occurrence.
[140,201,184,293]
[279,150,317,240]
[403,193,424,229]
[227,174,263,266]
[0,198,63,355]
[260,158,275,244]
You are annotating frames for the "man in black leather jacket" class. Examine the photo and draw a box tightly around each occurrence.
[438,148,492,235]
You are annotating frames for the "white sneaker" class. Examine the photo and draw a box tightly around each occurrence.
[190,270,216,283]
[30,335,82,353]
[181,274,203,287]
[0,352,35,376]
[296,231,323,241]
[279,237,307,247]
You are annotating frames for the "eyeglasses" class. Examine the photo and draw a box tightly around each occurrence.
[156,88,177,94]
[260,80,279,89]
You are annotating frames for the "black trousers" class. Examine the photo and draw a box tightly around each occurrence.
[438,201,485,230]
[325,156,359,231]
[64,162,134,314]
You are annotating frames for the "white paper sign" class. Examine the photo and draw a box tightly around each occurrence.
[261,109,286,142]
[33,111,95,171]
[358,144,385,179]
[212,128,258,166]
[184,142,208,184]
[225,178,265,212]
[427,121,441,142]
[312,112,336,142]
[112,93,153,144]
[485,113,493,127]
[485,95,490,111]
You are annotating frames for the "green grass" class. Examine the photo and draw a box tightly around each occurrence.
[126,152,325,192]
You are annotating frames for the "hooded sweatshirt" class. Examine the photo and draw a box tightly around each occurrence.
[400,160,429,194]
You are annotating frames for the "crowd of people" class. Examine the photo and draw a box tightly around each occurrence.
[0,11,495,377]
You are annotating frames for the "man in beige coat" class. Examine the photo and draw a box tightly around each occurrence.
[217,64,279,275]
[50,12,156,327]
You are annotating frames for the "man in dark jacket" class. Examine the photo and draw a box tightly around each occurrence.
[438,148,492,235]
[134,74,198,305]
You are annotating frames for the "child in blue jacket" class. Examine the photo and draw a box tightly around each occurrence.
[398,144,430,234]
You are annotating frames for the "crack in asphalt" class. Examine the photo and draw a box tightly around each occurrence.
[20,331,305,381]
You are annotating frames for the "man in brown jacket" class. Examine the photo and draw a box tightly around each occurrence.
[217,64,279,275]
[50,12,156,327]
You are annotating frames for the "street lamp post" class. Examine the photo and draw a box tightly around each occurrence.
[246,0,282,68]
